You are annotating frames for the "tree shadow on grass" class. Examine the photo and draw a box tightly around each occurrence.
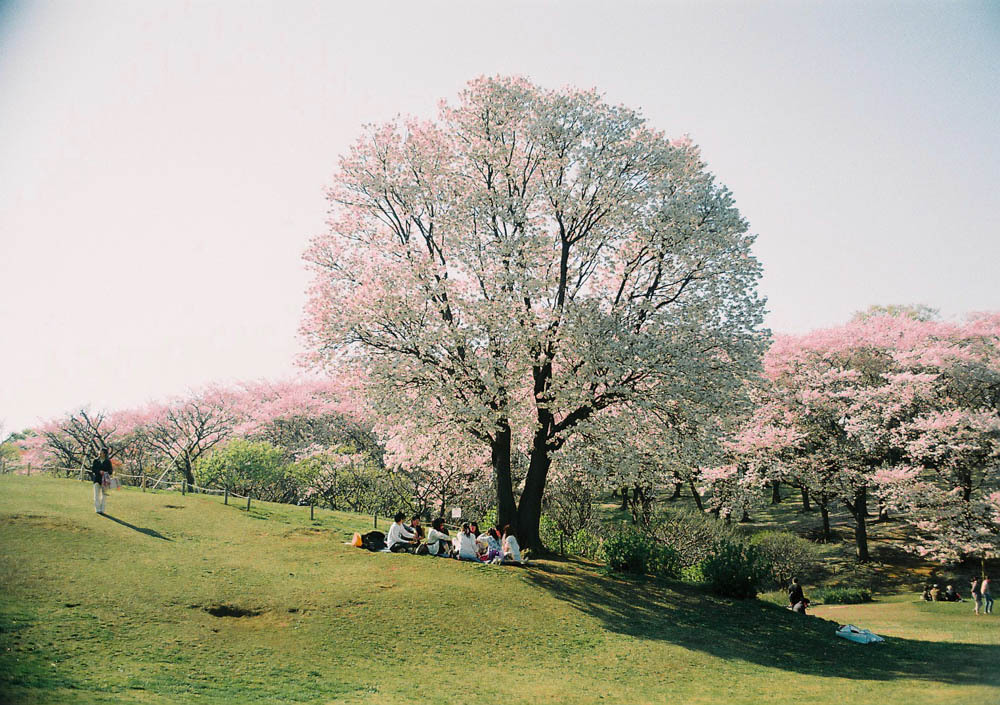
[524,561,999,687]
[101,514,171,541]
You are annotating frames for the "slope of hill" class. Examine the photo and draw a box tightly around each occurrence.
[1,475,997,705]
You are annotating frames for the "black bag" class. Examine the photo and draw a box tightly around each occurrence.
[361,531,386,552]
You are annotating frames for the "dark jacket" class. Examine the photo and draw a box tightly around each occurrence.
[90,458,112,484]
[789,583,805,606]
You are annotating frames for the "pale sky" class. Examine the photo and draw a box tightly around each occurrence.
[1,0,998,433]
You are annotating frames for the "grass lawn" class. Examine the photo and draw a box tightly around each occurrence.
[2,475,998,704]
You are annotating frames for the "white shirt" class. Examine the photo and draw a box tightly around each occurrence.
[503,535,522,563]
[456,531,479,559]
[386,522,416,548]
[426,528,452,556]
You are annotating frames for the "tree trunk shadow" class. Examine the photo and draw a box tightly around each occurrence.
[524,564,998,686]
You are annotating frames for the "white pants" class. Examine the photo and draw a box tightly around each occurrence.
[93,482,106,513]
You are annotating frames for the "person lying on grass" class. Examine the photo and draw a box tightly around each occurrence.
[387,512,419,553]
[425,517,452,557]
[454,523,481,562]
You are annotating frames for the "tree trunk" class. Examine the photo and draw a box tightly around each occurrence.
[771,480,782,504]
[877,499,889,522]
[181,457,195,486]
[819,500,831,543]
[619,485,629,511]
[846,487,871,563]
[671,481,682,500]
[688,479,703,511]
[517,426,551,552]
[492,421,517,534]
[800,486,811,512]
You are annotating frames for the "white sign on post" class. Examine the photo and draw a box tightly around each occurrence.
[451,507,462,519]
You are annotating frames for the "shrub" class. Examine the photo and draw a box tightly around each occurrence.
[651,506,744,567]
[701,538,765,599]
[602,525,680,578]
[681,562,706,583]
[814,586,872,604]
[750,531,822,590]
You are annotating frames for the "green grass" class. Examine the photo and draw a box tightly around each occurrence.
[2,475,998,704]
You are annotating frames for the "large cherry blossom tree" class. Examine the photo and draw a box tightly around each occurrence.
[303,76,768,549]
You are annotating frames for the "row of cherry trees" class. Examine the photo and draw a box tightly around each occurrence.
[702,310,1000,563]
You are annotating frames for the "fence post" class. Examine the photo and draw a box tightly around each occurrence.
[310,503,315,521]
[224,488,229,505]
[182,480,186,495]
[141,473,146,492]
[246,494,251,511]
[373,512,378,529]
[26,464,31,477]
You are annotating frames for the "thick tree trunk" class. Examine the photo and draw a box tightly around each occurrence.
[771,480,782,504]
[517,427,551,552]
[181,457,195,486]
[671,481,682,500]
[819,499,831,543]
[688,479,704,511]
[492,421,517,534]
[619,485,629,511]
[800,486,811,512]
[877,500,889,522]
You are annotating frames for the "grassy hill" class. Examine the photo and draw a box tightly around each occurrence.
[1,475,998,705]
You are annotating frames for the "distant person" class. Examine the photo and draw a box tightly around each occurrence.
[425,518,452,557]
[454,523,481,562]
[386,512,418,553]
[944,585,962,602]
[982,576,993,614]
[930,584,942,602]
[409,515,425,541]
[788,578,808,615]
[89,448,113,515]
[971,578,982,615]
[921,585,932,602]
[501,525,524,565]
[481,527,502,563]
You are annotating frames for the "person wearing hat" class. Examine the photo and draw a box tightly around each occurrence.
[89,448,113,514]
[930,584,942,601]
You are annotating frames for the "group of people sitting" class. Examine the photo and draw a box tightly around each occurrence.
[384,512,526,564]
[922,583,964,603]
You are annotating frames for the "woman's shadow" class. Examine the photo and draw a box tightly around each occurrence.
[100,513,171,541]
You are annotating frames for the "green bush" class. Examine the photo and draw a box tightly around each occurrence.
[602,525,680,579]
[814,586,872,604]
[701,538,765,599]
[651,506,744,567]
[750,531,822,590]
[681,562,706,583]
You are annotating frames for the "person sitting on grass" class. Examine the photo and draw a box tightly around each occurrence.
[409,515,426,541]
[481,527,502,562]
[944,585,963,602]
[454,523,481,562]
[386,512,418,553]
[922,585,933,602]
[788,578,808,614]
[425,518,452,557]
[501,525,524,565]
[930,584,942,602]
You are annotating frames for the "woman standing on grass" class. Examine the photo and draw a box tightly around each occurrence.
[982,576,993,614]
[971,577,982,615]
[89,448,113,515]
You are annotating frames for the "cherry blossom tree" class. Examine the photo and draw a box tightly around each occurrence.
[303,76,767,549]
